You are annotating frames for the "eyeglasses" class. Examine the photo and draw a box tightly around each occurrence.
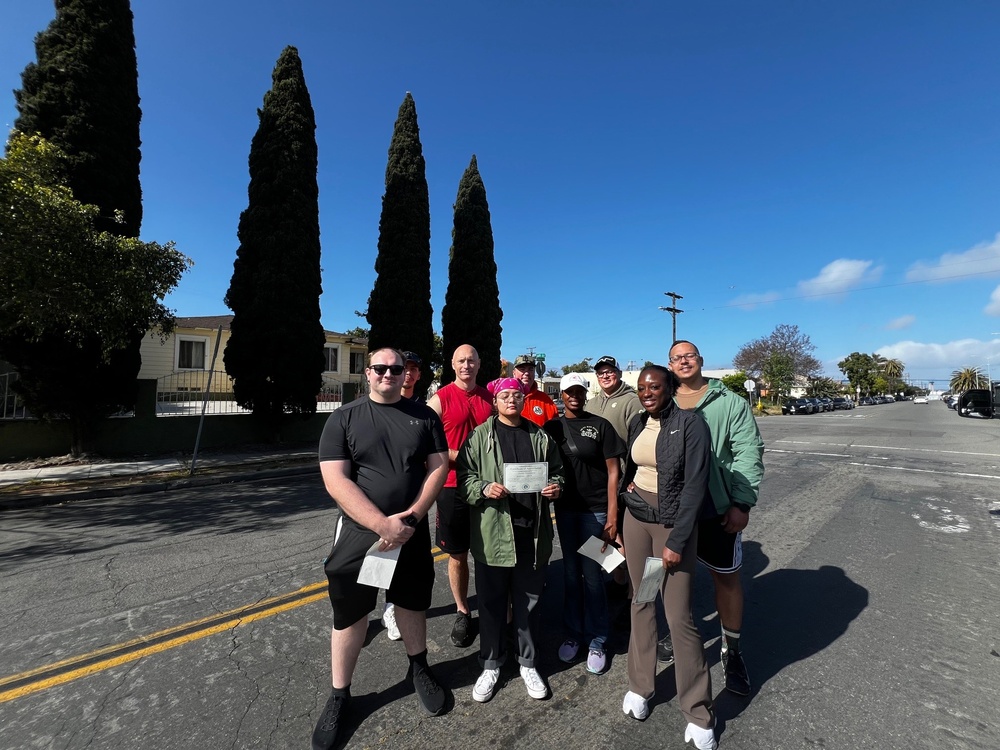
[496,392,525,402]
[669,353,700,363]
[370,364,404,376]
[596,370,617,378]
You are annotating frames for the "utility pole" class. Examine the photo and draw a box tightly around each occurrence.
[659,291,684,344]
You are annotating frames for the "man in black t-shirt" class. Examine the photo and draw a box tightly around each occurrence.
[311,348,450,750]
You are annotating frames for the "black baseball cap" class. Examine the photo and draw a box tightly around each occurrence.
[594,355,620,371]
[402,351,422,365]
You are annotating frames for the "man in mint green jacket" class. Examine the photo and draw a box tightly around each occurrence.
[669,340,765,698]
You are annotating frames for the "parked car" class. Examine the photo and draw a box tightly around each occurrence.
[782,398,814,415]
[818,397,834,411]
[957,389,993,418]
[913,396,928,404]
[806,397,825,413]
[832,397,854,410]
[860,397,875,405]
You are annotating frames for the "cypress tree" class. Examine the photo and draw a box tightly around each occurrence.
[7,0,146,453]
[367,93,434,397]
[440,155,503,386]
[223,46,325,429]
[14,0,143,237]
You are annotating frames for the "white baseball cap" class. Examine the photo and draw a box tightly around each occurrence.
[559,373,590,392]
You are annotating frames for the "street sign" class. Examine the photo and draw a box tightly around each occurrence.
[744,379,755,393]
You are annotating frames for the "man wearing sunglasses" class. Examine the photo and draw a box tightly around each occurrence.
[587,355,642,443]
[313,348,450,749]
[667,340,764,698]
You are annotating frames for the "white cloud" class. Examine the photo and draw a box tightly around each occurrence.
[885,314,915,330]
[796,259,883,297]
[906,232,1000,283]
[874,339,1000,373]
[985,285,1000,316]
[730,291,780,310]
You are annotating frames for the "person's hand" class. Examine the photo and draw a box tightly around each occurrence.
[378,512,416,551]
[662,546,681,570]
[721,505,749,534]
[541,482,561,499]
[600,518,618,552]
[484,482,508,500]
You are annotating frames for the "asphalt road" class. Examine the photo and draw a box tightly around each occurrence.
[1,400,999,750]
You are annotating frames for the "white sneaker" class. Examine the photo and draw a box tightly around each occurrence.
[519,666,548,699]
[622,690,650,720]
[472,667,500,703]
[684,721,718,750]
[382,603,401,640]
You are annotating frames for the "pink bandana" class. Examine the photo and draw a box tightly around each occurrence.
[487,377,525,397]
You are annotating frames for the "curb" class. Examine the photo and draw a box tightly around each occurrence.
[0,464,319,511]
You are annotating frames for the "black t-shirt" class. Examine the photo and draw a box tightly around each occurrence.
[544,412,625,513]
[318,397,448,520]
[494,419,536,523]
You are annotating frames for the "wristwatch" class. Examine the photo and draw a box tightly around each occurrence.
[732,502,752,514]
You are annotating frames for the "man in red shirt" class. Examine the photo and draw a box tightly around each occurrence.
[513,354,558,427]
[427,344,494,647]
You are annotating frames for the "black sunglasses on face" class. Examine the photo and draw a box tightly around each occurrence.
[370,364,404,376]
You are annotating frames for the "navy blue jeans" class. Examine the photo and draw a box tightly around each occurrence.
[555,509,609,650]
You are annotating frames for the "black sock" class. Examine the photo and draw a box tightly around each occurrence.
[331,685,350,698]
[408,650,429,670]
[722,627,741,655]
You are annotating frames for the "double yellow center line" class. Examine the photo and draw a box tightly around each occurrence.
[1,547,453,703]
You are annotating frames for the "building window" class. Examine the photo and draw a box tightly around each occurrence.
[177,337,207,370]
[349,351,365,375]
[324,345,339,373]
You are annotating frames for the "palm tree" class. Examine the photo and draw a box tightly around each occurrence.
[883,358,904,380]
[950,366,987,393]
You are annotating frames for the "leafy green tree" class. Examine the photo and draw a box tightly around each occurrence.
[366,93,434,397]
[734,324,821,380]
[882,358,904,380]
[224,46,325,427]
[951,367,986,393]
[546,369,560,378]
[14,0,142,237]
[11,0,149,439]
[440,155,503,385]
[561,358,593,375]
[808,377,842,398]
[721,372,752,401]
[762,351,795,403]
[838,352,878,396]
[0,133,188,454]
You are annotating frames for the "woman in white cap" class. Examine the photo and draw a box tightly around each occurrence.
[457,377,564,704]
[543,372,625,675]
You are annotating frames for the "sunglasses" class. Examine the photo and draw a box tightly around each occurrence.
[370,364,404,376]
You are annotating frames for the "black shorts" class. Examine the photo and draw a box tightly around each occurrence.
[435,486,471,554]
[324,514,435,629]
[696,515,743,573]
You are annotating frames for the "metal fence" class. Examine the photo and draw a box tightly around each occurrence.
[155,370,347,416]
[0,372,29,420]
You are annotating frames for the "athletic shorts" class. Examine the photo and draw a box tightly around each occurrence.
[696,515,742,573]
[435,486,471,554]
[324,514,435,630]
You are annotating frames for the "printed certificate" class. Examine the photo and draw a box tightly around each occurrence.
[357,541,401,589]
[503,462,549,493]
[633,556,665,603]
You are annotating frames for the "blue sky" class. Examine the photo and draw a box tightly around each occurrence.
[3,2,1000,387]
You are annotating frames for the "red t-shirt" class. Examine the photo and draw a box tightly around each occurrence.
[521,387,558,427]
[437,382,493,487]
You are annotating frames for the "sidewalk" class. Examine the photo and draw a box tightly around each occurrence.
[0,446,319,510]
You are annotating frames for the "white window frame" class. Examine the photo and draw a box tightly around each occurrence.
[349,350,366,375]
[324,344,341,373]
[175,335,209,371]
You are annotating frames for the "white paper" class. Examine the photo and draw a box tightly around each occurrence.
[357,541,401,589]
[577,536,626,574]
[633,556,665,603]
[503,462,549,493]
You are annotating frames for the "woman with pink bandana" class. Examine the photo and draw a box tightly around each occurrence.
[457,378,564,704]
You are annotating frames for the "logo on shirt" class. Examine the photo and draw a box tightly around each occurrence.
[580,426,599,441]
[533,405,543,416]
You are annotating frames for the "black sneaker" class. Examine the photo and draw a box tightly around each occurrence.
[311,691,349,750]
[656,633,675,664]
[409,662,446,716]
[722,649,751,696]
[451,611,474,647]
